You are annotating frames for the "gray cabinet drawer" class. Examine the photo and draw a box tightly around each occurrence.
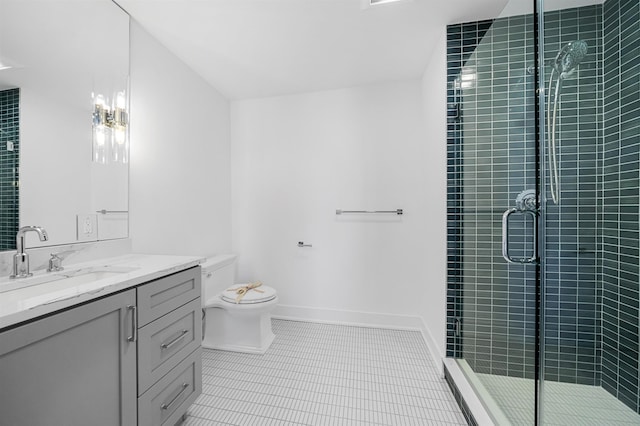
[137,267,201,326]
[138,298,202,393]
[138,347,202,426]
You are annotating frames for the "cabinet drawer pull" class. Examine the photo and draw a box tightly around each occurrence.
[161,382,189,410]
[161,329,189,350]
[127,305,137,342]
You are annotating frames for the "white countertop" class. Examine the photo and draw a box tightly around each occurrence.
[0,253,204,330]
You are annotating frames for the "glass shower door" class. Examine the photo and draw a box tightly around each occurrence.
[446,0,541,423]
[538,0,640,424]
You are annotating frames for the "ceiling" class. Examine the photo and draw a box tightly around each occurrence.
[117,0,510,100]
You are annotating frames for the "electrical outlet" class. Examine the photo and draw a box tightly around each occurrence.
[84,217,92,234]
[76,214,98,242]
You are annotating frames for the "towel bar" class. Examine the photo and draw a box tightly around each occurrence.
[335,209,403,215]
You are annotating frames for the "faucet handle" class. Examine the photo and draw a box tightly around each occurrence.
[47,253,64,272]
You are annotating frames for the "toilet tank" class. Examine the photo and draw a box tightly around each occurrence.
[200,254,237,305]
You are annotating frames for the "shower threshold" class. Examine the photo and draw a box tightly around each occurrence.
[449,358,640,425]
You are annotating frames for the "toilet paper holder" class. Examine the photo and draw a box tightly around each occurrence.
[297,241,312,248]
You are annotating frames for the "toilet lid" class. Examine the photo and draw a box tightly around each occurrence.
[220,284,277,304]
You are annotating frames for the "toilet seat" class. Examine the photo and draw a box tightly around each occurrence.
[220,285,277,304]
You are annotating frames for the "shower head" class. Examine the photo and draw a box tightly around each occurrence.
[554,40,588,78]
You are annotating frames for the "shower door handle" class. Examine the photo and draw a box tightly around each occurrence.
[502,208,538,264]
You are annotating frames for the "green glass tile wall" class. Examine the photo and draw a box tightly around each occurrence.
[446,20,494,360]
[0,88,19,251]
[446,13,539,380]
[602,0,640,414]
[447,5,603,384]
[541,4,603,387]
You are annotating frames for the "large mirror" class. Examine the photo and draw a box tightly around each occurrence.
[0,0,129,250]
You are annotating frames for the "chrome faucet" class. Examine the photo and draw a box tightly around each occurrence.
[11,226,49,278]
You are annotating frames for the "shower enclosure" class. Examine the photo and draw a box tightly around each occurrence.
[445,0,640,424]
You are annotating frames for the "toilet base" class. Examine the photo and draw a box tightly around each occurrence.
[202,298,277,354]
[202,333,275,355]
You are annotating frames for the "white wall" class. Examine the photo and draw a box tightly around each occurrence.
[420,29,448,360]
[128,17,448,359]
[129,21,231,256]
[231,80,437,330]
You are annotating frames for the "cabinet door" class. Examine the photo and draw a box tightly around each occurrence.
[0,289,137,426]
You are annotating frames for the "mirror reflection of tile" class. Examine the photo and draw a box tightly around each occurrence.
[0,88,19,250]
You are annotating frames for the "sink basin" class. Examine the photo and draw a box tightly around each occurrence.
[0,265,138,294]
[47,271,122,287]
[0,264,140,310]
[60,265,138,280]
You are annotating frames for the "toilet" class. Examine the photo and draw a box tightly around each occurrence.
[200,255,278,354]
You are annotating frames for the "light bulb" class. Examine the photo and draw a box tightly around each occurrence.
[115,127,125,145]
[95,126,106,146]
[116,91,126,109]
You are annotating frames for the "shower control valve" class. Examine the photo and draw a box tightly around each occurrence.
[515,189,537,212]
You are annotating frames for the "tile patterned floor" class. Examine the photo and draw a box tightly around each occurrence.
[184,319,467,425]
[477,373,640,425]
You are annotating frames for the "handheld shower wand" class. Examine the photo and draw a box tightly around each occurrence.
[546,40,588,204]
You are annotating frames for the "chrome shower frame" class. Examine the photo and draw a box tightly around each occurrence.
[536,0,547,424]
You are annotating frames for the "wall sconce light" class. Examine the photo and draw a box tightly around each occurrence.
[92,91,129,164]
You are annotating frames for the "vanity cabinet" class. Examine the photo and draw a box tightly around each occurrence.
[0,289,138,426]
[0,265,202,426]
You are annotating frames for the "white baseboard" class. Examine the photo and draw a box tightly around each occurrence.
[202,334,274,355]
[417,318,445,376]
[272,304,443,371]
